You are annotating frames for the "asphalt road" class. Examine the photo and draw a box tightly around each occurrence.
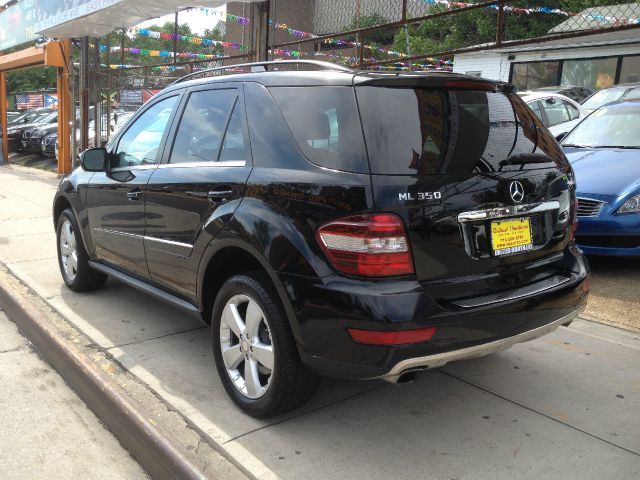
[1,163,639,479]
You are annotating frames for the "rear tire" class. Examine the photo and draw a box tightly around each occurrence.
[211,271,320,418]
[56,209,107,292]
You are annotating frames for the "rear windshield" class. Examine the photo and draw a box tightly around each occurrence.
[356,87,566,175]
[268,86,368,173]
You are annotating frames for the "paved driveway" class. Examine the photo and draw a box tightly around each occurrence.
[1,164,639,479]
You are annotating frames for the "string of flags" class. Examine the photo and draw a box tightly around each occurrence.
[187,7,251,25]
[128,28,247,51]
[100,45,227,61]
[420,0,640,25]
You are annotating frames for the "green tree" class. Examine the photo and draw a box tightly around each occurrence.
[6,67,56,94]
[391,0,626,59]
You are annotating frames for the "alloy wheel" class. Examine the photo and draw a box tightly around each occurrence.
[59,219,78,282]
[219,294,274,399]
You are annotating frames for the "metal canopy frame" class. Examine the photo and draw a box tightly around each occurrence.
[0,41,72,174]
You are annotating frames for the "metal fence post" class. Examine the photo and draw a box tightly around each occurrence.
[496,0,505,45]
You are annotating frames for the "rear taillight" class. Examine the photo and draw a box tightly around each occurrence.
[316,213,414,277]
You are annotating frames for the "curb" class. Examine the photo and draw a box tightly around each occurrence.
[0,274,209,480]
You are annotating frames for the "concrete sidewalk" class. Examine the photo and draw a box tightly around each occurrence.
[0,310,147,479]
[1,163,639,479]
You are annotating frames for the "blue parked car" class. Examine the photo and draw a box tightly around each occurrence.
[562,100,640,256]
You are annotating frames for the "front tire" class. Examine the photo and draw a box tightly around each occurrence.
[56,209,107,292]
[211,272,320,418]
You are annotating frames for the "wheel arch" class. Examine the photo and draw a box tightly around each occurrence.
[197,238,305,348]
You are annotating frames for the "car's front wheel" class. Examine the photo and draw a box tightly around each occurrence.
[56,209,107,291]
[211,272,319,418]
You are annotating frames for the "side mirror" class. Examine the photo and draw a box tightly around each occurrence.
[555,132,567,142]
[80,147,108,172]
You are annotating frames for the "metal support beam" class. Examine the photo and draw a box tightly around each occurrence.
[173,11,178,65]
[0,72,8,164]
[251,1,270,62]
[80,36,89,152]
[57,40,72,175]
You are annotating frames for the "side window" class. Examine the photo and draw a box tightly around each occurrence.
[565,101,580,120]
[114,96,177,168]
[219,103,248,162]
[170,89,236,164]
[542,98,571,127]
[527,100,544,123]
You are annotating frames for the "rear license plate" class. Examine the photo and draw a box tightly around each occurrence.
[490,217,533,256]
[21,141,27,148]
[41,144,46,153]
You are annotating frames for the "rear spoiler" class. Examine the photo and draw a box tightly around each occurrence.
[354,74,516,93]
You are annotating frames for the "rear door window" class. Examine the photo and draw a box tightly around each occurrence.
[169,89,236,164]
[356,87,566,174]
[268,86,368,173]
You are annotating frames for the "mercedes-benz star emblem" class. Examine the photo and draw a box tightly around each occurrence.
[509,181,525,203]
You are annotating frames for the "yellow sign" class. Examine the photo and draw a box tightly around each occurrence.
[491,218,532,256]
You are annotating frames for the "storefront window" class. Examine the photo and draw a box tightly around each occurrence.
[619,56,640,84]
[512,62,560,90]
[560,58,618,90]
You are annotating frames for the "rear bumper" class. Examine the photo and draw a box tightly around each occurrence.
[379,304,584,383]
[285,247,589,380]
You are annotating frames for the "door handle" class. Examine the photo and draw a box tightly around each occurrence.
[126,189,142,201]
[207,190,233,203]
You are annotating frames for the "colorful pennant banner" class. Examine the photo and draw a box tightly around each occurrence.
[187,7,251,25]
[129,28,247,51]
[101,45,227,61]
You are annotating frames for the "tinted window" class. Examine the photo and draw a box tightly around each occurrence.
[219,104,248,162]
[512,62,560,90]
[114,96,177,168]
[170,89,236,164]
[561,58,617,90]
[619,56,640,84]
[268,86,368,173]
[357,87,566,174]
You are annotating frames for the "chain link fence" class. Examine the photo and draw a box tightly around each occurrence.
[82,0,639,149]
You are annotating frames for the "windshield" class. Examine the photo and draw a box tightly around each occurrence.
[582,87,628,110]
[562,104,640,148]
[40,111,57,123]
[9,110,31,123]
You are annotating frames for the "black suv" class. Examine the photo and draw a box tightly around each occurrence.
[53,61,589,418]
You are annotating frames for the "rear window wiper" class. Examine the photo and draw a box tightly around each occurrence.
[561,144,590,148]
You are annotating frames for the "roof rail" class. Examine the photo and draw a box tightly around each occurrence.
[169,60,353,85]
